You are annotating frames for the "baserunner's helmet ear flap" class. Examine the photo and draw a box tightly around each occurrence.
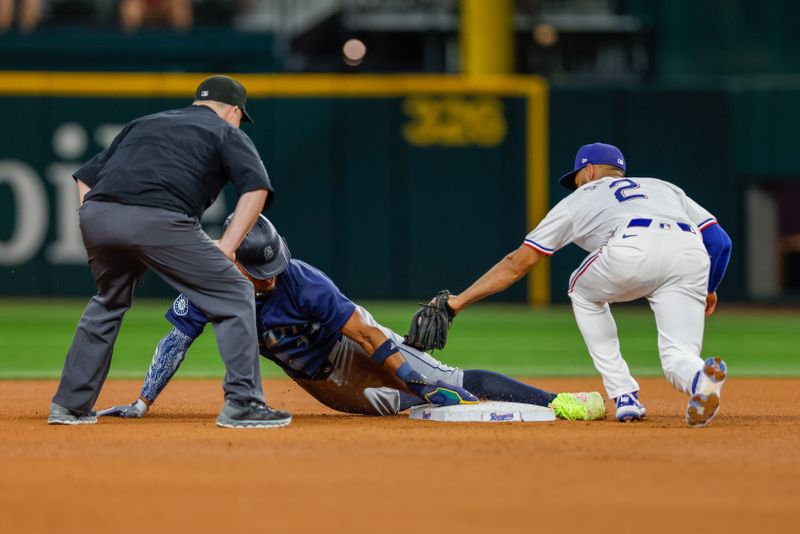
[223,213,291,279]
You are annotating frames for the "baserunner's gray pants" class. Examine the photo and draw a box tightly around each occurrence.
[53,200,264,413]
[293,306,463,415]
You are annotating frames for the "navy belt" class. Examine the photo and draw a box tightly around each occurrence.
[627,218,695,233]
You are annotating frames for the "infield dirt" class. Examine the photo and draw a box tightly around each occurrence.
[1,377,798,534]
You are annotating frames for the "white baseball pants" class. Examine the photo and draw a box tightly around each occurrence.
[568,222,711,399]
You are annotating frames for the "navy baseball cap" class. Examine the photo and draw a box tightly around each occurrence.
[558,142,626,190]
[194,75,254,123]
[224,214,291,279]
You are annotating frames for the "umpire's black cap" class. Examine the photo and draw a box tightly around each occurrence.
[224,214,291,279]
[194,75,254,123]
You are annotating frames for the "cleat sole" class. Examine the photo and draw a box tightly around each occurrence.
[216,418,291,429]
[704,357,727,383]
[686,393,720,428]
[687,357,726,428]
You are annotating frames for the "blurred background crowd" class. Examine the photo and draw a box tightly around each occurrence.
[2,1,797,82]
[1,1,797,81]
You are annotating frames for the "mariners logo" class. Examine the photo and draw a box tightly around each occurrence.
[173,295,189,316]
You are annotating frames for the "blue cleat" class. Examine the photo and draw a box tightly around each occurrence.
[686,356,727,429]
[614,391,646,422]
[422,381,479,406]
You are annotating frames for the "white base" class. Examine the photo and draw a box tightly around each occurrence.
[408,401,556,423]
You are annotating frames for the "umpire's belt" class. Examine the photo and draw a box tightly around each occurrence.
[627,218,695,234]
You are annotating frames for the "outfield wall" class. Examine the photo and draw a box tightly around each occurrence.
[0,73,548,302]
[2,72,799,302]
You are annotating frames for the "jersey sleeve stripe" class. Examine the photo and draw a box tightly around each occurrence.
[698,218,718,231]
[523,239,555,256]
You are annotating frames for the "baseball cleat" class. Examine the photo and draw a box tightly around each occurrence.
[614,391,646,422]
[47,402,97,425]
[549,392,606,421]
[216,400,292,429]
[686,356,727,429]
[422,381,479,406]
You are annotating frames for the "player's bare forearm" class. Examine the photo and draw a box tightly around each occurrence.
[705,292,718,317]
[449,245,543,313]
[218,189,269,260]
[343,308,478,406]
[76,179,91,206]
[341,310,406,376]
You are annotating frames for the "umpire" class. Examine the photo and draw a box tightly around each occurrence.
[49,75,291,429]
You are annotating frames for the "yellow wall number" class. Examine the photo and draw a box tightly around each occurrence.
[402,96,507,147]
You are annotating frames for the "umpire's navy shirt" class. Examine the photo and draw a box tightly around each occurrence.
[74,105,273,219]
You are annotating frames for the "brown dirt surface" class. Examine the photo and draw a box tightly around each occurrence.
[2,377,799,534]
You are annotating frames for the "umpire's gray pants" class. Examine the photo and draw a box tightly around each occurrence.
[53,201,264,413]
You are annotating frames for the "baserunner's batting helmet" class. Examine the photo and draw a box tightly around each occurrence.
[223,213,291,279]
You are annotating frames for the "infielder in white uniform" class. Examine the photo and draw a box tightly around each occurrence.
[441,142,732,428]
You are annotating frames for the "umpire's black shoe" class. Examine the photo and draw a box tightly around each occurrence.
[216,400,292,429]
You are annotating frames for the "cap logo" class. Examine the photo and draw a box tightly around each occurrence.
[263,245,273,261]
[581,158,588,163]
[617,158,624,165]
[200,90,209,97]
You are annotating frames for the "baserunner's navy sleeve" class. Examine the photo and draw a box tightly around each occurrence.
[136,294,211,403]
[701,223,732,293]
[293,262,357,332]
[165,294,209,337]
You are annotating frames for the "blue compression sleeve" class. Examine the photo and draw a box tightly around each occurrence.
[139,327,196,403]
[701,223,732,293]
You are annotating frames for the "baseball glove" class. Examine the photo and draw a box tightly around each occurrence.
[404,290,456,351]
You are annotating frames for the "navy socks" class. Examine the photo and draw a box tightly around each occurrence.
[397,369,558,411]
[462,369,557,407]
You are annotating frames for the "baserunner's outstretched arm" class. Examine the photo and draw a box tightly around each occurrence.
[140,327,196,403]
[96,327,197,418]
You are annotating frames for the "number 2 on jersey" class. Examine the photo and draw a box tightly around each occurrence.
[609,179,647,203]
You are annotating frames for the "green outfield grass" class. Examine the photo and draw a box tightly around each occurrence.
[0,299,797,379]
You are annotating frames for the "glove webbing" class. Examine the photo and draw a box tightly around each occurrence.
[405,290,454,351]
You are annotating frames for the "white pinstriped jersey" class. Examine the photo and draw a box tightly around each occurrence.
[524,176,717,255]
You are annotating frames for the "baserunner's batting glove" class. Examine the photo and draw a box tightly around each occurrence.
[417,380,479,406]
[97,399,148,418]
